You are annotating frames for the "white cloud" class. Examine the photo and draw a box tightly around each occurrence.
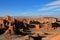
[39,6,60,11]
[38,0,60,11]
[46,1,60,6]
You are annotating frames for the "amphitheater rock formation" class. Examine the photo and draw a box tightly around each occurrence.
[0,15,60,35]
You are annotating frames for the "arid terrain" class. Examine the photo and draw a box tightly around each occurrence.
[0,15,60,40]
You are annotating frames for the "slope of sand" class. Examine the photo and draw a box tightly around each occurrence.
[50,34,60,40]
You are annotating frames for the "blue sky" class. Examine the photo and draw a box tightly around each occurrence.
[0,0,60,16]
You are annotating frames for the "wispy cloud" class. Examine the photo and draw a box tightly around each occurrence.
[39,6,60,11]
[46,1,60,6]
[11,0,60,16]
[38,0,60,11]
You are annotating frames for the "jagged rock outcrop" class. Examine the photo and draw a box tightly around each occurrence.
[0,16,29,35]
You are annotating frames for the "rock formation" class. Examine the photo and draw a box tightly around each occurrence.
[0,16,59,35]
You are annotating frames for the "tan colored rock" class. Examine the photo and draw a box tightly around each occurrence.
[0,18,5,29]
[20,29,23,32]
[48,18,57,23]
[39,31,45,35]
[9,17,15,23]
[4,25,14,34]
[35,24,40,29]
[30,24,40,29]
[3,15,15,23]
[39,17,57,23]
[3,15,11,20]
[23,18,30,24]
[31,33,40,37]
[39,17,48,23]
[41,23,52,30]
